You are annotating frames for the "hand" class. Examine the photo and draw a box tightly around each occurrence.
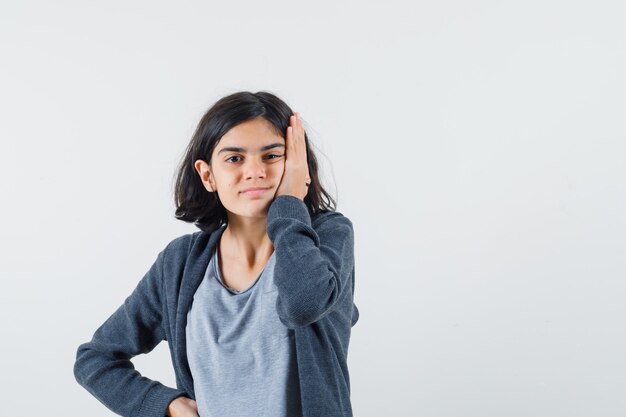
[275,111,311,201]
[166,396,199,417]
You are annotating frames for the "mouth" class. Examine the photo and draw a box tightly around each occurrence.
[240,187,270,197]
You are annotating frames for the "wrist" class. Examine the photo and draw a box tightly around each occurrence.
[166,396,184,416]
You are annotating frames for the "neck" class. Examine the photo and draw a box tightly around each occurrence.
[222,215,274,268]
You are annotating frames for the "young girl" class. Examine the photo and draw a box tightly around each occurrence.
[73,91,360,417]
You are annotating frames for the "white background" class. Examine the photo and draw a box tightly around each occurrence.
[1,1,625,416]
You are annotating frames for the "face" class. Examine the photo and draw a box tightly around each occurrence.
[194,117,286,220]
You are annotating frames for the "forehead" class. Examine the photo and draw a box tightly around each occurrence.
[220,117,284,145]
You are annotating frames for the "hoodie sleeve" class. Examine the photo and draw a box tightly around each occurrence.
[73,243,188,417]
[266,195,355,328]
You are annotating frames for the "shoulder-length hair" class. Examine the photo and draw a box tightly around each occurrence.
[174,91,337,233]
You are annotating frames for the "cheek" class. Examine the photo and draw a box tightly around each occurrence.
[271,160,285,176]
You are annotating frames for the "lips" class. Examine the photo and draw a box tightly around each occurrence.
[240,187,270,197]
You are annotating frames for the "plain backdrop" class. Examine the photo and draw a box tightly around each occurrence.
[1,1,625,416]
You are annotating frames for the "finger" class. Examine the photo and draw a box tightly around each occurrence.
[287,124,295,156]
[290,115,298,147]
[293,113,304,159]
[292,113,299,139]
[299,116,307,151]
[295,113,306,157]
[296,112,304,141]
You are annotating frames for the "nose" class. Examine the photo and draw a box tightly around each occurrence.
[244,156,266,180]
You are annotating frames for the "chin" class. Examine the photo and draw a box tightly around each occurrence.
[226,204,271,219]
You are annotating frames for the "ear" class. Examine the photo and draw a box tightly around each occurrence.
[194,159,216,192]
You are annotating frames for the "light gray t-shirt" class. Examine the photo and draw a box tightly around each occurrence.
[186,243,301,417]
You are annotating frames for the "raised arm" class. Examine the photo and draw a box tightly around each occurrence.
[266,195,356,328]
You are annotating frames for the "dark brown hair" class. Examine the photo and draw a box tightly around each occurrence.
[173,91,336,233]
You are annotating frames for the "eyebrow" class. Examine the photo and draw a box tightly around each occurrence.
[217,143,285,155]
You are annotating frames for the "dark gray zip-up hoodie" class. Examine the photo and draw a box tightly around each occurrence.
[74,195,360,417]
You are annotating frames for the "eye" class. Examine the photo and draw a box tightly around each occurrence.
[225,154,283,164]
[225,155,242,163]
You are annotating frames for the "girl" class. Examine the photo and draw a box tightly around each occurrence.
[74,91,360,417]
